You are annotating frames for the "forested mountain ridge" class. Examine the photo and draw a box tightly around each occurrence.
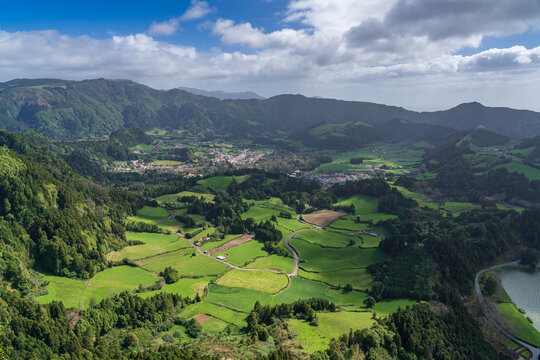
[0,131,141,293]
[1,78,540,140]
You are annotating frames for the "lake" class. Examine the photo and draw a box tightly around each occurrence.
[499,268,540,332]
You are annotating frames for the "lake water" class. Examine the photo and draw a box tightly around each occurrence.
[499,268,540,332]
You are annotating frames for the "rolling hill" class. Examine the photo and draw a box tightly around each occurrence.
[1,78,540,140]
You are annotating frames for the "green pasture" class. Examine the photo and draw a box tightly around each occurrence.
[441,202,479,215]
[36,266,157,308]
[214,240,267,267]
[138,277,213,299]
[199,234,244,252]
[246,255,294,273]
[149,160,182,166]
[132,144,153,151]
[217,269,289,294]
[298,268,374,290]
[204,284,272,312]
[334,195,378,215]
[288,312,375,353]
[107,232,189,261]
[497,162,540,181]
[297,229,353,248]
[156,190,215,204]
[198,175,250,192]
[129,206,170,224]
[292,238,385,272]
[139,248,227,276]
[392,185,438,209]
[182,301,247,326]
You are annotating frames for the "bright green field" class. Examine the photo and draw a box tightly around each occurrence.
[392,185,438,209]
[107,232,189,261]
[288,312,375,353]
[129,206,170,224]
[298,268,374,290]
[149,160,182,166]
[334,195,378,215]
[138,277,213,299]
[293,238,385,272]
[156,191,215,204]
[36,266,157,308]
[498,162,540,181]
[441,201,479,215]
[199,234,244,252]
[198,175,250,192]
[214,240,267,267]
[297,229,353,248]
[246,255,294,273]
[204,284,272,312]
[139,249,227,276]
[182,301,247,326]
[217,269,289,294]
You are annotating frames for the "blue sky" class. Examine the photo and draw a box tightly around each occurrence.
[0,0,540,111]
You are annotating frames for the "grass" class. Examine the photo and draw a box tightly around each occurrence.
[217,269,289,294]
[441,201,479,215]
[36,266,157,309]
[293,238,385,272]
[106,232,189,261]
[149,160,182,166]
[288,312,375,353]
[497,162,540,181]
[156,191,215,204]
[199,234,244,252]
[129,206,170,224]
[198,175,250,192]
[296,229,353,248]
[245,255,294,273]
[138,277,213,299]
[214,240,267,267]
[139,248,227,276]
[275,277,327,304]
[204,284,272,312]
[181,301,247,326]
[298,268,374,289]
[392,185,439,209]
[334,195,378,215]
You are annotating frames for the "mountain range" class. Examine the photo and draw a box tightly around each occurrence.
[1,78,540,140]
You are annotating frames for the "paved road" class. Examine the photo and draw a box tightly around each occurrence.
[173,214,319,277]
[475,262,540,359]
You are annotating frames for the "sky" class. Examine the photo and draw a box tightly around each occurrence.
[1,0,540,111]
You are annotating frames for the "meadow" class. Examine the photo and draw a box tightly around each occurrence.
[36,266,157,308]
[217,269,289,294]
[129,206,170,224]
[106,232,189,261]
[198,175,250,192]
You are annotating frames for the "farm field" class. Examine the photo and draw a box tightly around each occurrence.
[36,266,157,308]
[214,239,267,267]
[138,248,227,276]
[138,277,213,299]
[334,195,378,215]
[199,234,244,252]
[156,191,215,204]
[497,162,540,181]
[288,312,375,353]
[245,255,294,274]
[297,229,355,248]
[302,210,345,227]
[129,206,170,224]
[217,269,289,294]
[106,232,189,261]
[181,301,247,327]
[149,160,182,166]
[198,175,250,192]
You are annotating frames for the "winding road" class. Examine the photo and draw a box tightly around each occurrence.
[475,262,540,359]
[170,214,320,277]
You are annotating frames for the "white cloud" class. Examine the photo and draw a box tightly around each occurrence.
[2,0,540,111]
[148,1,214,36]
